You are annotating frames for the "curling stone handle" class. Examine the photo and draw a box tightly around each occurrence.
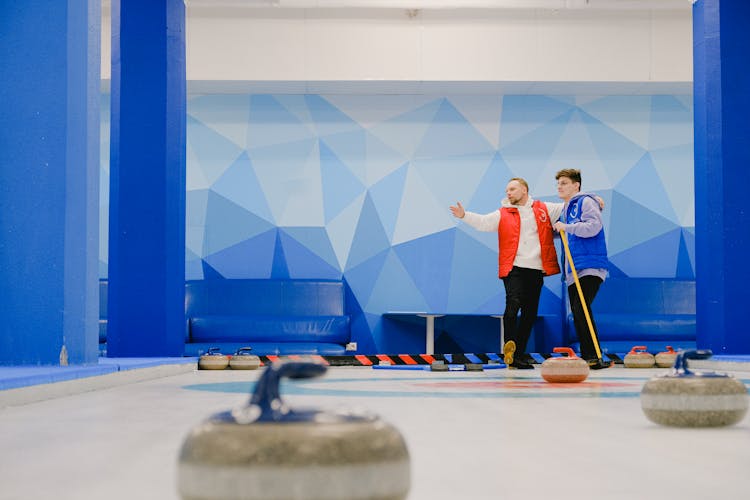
[673,349,712,373]
[250,361,327,421]
[630,345,648,354]
[553,347,577,358]
[207,347,221,355]
[236,347,253,355]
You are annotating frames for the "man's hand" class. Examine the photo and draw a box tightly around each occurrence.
[449,202,465,219]
[596,196,605,210]
[553,221,566,232]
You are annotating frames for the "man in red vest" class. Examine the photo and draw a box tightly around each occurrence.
[450,178,563,369]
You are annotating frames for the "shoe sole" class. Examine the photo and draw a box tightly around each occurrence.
[503,340,516,366]
[588,360,614,370]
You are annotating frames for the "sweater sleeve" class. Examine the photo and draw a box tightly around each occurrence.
[564,197,603,238]
[544,202,564,222]
[461,210,501,232]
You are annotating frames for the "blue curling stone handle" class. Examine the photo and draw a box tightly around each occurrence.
[670,349,728,378]
[213,361,375,424]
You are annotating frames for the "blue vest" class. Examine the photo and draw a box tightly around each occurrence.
[562,195,609,271]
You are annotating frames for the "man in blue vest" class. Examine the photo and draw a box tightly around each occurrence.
[552,169,612,370]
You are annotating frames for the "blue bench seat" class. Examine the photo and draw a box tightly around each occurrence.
[567,278,696,353]
[184,279,351,356]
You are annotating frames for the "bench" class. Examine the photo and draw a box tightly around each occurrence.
[183,279,351,356]
[566,278,696,354]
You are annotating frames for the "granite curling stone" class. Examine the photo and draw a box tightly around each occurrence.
[198,347,229,370]
[624,345,655,368]
[430,360,448,372]
[654,346,678,368]
[541,347,590,383]
[178,360,411,500]
[641,350,749,427]
[228,347,261,370]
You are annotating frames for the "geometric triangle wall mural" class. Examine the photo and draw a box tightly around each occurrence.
[100,93,694,352]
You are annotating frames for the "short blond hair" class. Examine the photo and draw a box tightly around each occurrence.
[508,177,529,191]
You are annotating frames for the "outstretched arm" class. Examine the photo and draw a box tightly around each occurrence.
[450,201,501,232]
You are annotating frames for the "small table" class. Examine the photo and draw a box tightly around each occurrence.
[384,312,504,355]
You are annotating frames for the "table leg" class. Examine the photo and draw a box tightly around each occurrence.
[491,315,504,351]
[417,314,443,355]
[426,316,436,355]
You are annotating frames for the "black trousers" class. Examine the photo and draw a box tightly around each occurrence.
[502,266,544,355]
[567,275,604,360]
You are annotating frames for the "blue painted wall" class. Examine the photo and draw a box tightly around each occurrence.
[100,93,694,353]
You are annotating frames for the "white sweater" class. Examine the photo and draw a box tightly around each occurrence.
[461,198,563,271]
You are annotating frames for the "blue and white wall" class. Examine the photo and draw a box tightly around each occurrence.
[100,93,693,353]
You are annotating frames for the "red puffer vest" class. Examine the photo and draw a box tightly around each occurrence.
[497,200,560,278]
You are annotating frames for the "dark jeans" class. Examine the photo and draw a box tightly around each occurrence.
[568,275,604,360]
[502,266,544,355]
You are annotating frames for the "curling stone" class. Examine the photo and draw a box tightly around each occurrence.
[178,360,411,500]
[430,360,448,372]
[229,347,261,370]
[624,345,655,368]
[465,363,484,371]
[655,346,678,368]
[198,347,229,370]
[540,347,589,383]
[641,350,749,427]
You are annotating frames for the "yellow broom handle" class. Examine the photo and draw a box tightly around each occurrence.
[560,230,602,360]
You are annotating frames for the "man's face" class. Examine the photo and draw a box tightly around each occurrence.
[506,181,528,205]
[556,176,580,200]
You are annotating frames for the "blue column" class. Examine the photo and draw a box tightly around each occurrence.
[107,0,186,356]
[693,1,750,354]
[0,1,101,365]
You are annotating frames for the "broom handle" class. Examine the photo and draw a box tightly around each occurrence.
[559,229,603,360]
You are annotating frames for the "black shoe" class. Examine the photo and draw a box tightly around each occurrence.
[587,359,613,370]
[509,359,534,370]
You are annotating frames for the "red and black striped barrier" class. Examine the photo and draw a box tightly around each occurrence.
[212,352,623,368]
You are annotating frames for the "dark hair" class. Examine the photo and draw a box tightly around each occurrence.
[555,169,581,187]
